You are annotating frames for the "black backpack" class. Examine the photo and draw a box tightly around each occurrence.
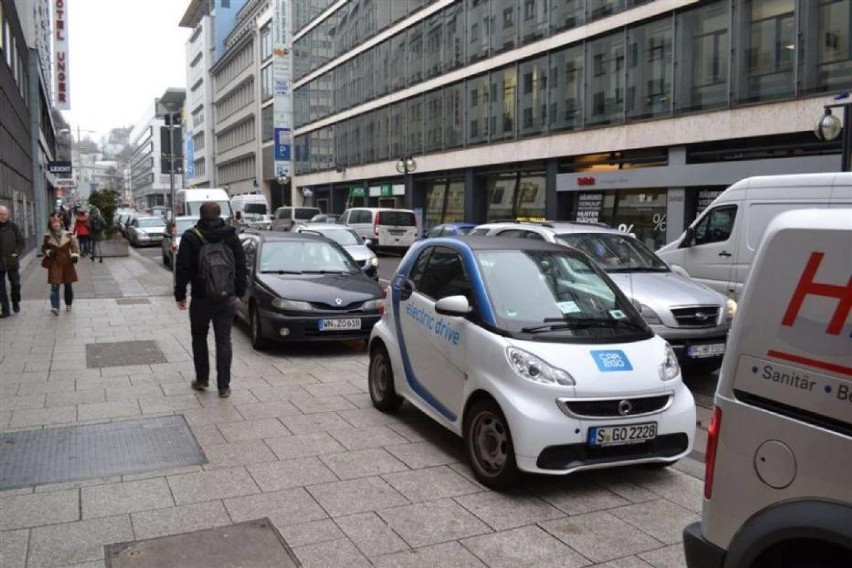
[193,229,236,302]
[89,211,103,232]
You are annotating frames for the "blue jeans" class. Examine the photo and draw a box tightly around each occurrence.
[50,283,73,309]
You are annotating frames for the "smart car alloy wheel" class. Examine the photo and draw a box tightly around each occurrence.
[368,343,403,412]
[464,400,519,489]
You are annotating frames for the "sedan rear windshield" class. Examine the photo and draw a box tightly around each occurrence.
[294,208,321,220]
[379,211,415,226]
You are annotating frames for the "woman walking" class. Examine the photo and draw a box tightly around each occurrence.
[74,210,90,257]
[42,213,80,315]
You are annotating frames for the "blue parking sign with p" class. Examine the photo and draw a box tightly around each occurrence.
[591,350,633,372]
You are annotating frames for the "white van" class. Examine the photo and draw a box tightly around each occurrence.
[231,194,270,229]
[683,209,852,567]
[339,207,418,252]
[175,188,233,219]
[657,173,852,301]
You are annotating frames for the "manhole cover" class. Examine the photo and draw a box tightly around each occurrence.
[0,416,206,490]
[105,518,300,568]
[116,299,151,305]
[86,340,167,368]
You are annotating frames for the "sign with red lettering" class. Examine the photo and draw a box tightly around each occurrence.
[577,176,596,186]
[53,0,70,110]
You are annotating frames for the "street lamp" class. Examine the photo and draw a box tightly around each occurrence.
[277,174,290,209]
[156,88,185,222]
[814,92,852,171]
[396,156,416,208]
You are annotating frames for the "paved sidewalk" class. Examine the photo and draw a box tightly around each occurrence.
[1,249,702,567]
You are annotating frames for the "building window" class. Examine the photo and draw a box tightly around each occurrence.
[549,45,584,132]
[407,96,424,156]
[737,0,796,102]
[490,65,517,141]
[444,83,465,149]
[467,73,490,145]
[424,12,443,80]
[468,0,490,63]
[587,32,625,126]
[521,0,549,44]
[519,55,548,137]
[261,64,273,101]
[444,1,466,72]
[626,18,673,120]
[260,23,272,61]
[801,0,852,94]
[407,21,423,86]
[677,1,729,111]
[492,0,518,54]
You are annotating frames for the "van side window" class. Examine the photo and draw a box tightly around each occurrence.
[694,205,737,245]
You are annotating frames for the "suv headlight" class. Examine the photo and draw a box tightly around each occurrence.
[271,298,312,311]
[634,301,662,325]
[725,298,737,322]
[659,344,680,381]
[369,256,379,267]
[361,299,383,311]
[506,347,574,386]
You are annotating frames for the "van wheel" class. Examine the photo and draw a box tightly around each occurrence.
[368,344,402,412]
[249,304,269,350]
[464,400,520,490]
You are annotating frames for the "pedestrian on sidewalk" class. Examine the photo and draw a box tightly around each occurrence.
[74,210,90,257]
[0,205,25,318]
[174,202,246,398]
[88,205,105,263]
[42,213,80,315]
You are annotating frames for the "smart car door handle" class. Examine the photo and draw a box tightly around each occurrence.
[718,251,732,257]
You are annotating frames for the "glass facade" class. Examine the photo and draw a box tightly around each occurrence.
[424,178,466,227]
[484,172,546,221]
[293,0,852,175]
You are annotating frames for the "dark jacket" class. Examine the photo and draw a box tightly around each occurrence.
[0,221,25,271]
[174,217,247,302]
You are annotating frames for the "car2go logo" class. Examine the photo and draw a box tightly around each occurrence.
[591,350,634,372]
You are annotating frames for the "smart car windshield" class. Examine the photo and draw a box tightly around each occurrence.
[556,233,669,273]
[259,240,359,274]
[476,249,649,340]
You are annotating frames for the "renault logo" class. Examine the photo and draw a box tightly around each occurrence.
[694,312,711,321]
[618,400,633,416]
[334,298,343,306]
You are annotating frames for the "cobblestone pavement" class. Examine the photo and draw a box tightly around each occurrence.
[0,249,706,567]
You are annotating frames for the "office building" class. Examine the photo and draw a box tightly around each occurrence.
[291,0,850,248]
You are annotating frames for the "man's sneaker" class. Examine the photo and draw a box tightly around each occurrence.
[66,305,72,311]
[218,388,231,398]
[12,302,19,313]
[0,312,9,319]
[191,380,209,391]
[50,308,59,316]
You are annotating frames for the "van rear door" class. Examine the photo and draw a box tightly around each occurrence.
[376,210,417,248]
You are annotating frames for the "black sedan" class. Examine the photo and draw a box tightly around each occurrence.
[237,232,385,349]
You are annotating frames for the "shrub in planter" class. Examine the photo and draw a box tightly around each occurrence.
[87,189,120,239]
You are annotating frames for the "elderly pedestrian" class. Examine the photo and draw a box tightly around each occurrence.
[0,205,25,318]
[42,213,80,315]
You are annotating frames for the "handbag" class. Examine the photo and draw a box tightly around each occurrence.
[41,253,54,269]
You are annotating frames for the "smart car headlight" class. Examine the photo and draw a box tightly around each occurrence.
[659,343,680,381]
[506,347,575,386]
[271,298,312,311]
[634,301,662,325]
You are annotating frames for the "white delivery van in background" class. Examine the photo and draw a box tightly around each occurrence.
[231,194,270,228]
[683,209,852,568]
[657,173,852,301]
[174,188,233,219]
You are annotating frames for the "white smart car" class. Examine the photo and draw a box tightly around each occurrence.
[368,236,696,489]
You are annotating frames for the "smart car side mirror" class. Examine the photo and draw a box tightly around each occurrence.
[435,295,472,316]
[679,227,694,249]
[399,278,414,301]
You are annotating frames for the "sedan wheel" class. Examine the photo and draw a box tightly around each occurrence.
[464,400,520,490]
[249,304,269,350]
[368,344,402,412]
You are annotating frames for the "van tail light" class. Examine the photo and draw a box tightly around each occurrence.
[379,287,387,316]
[374,212,381,236]
[704,406,722,500]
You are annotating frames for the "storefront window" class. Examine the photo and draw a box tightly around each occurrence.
[676,1,729,111]
[598,189,667,250]
[485,173,546,221]
[424,179,466,228]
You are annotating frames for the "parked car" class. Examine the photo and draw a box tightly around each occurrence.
[422,222,476,239]
[473,221,733,373]
[309,213,340,224]
[126,216,167,247]
[236,231,384,349]
[368,236,695,489]
[292,223,379,279]
[339,207,418,253]
[161,216,199,267]
[116,211,135,235]
[271,206,322,232]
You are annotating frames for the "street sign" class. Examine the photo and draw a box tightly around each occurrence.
[48,161,72,174]
[55,178,77,189]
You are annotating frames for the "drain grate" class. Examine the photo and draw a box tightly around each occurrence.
[116,298,151,305]
[105,518,300,568]
[0,416,206,490]
[86,340,167,368]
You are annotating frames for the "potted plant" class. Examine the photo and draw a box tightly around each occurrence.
[88,188,129,256]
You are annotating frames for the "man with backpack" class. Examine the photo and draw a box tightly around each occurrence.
[87,205,105,263]
[174,202,247,398]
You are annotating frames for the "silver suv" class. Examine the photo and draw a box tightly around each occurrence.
[472,222,734,373]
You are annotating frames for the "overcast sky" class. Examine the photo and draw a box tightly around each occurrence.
[61,0,190,143]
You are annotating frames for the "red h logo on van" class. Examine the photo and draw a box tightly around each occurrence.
[781,252,852,335]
